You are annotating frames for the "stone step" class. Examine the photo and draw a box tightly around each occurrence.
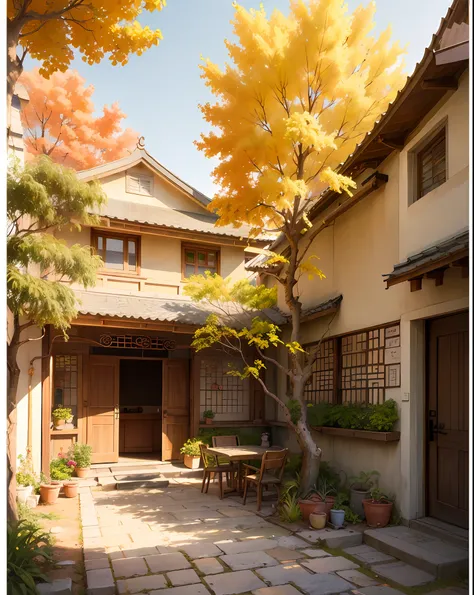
[364,525,468,579]
[114,474,169,490]
[409,517,468,550]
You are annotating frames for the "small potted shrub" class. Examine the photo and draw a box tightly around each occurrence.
[330,493,347,528]
[313,479,336,515]
[278,484,302,524]
[180,438,202,469]
[52,406,73,429]
[299,481,332,520]
[16,454,37,504]
[349,470,380,520]
[68,443,92,478]
[203,410,215,425]
[363,487,393,528]
[50,454,75,483]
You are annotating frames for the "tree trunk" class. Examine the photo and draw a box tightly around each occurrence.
[7,326,21,522]
[7,20,23,137]
[295,418,321,495]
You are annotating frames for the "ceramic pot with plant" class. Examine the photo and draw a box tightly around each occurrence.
[330,493,346,528]
[16,453,39,503]
[203,410,215,425]
[309,511,326,530]
[68,443,92,478]
[63,481,79,498]
[349,470,380,520]
[363,488,393,528]
[52,406,73,429]
[40,477,61,505]
[50,454,75,483]
[180,438,202,469]
[314,479,336,516]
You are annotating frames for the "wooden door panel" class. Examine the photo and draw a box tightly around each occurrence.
[427,311,468,528]
[86,356,119,464]
[162,360,189,461]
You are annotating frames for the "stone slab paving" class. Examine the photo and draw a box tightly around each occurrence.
[371,560,436,586]
[344,544,396,565]
[80,479,463,595]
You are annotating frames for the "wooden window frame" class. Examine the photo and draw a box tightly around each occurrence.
[126,172,154,196]
[416,127,447,201]
[92,230,141,275]
[182,243,220,279]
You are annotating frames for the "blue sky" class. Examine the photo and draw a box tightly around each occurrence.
[25,0,452,198]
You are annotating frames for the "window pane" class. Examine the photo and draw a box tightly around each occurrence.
[105,238,124,269]
[185,251,195,264]
[97,236,103,251]
[198,252,206,264]
[185,264,195,278]
[207,252,216,265]
[198,266,208,275]
[128,240,136,270]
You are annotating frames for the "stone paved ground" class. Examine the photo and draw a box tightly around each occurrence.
[81,478,469,595]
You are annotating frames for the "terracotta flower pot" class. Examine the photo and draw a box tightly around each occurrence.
[362,499,393,528]
[298,499,321,521]
[75,467,89,479]
[40,483,61,505]
[205,418,213,425]
[63,482,78,498]
[313,494,336,515]
[184,455,201,469]
[309,512,327,529]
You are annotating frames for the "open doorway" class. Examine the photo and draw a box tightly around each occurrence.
[119,359,163,458]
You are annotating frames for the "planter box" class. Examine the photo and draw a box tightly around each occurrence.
[184,455,201,469]
[311,427,400,442]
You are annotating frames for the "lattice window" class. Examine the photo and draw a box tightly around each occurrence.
[53,355,78,418]
[341,328,386,404]
[200,357,250,421]
[304,340,336,404]
[99,334,176,351]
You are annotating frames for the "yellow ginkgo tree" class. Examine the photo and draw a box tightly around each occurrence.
[186,0,407,492]
[6,0,167,127]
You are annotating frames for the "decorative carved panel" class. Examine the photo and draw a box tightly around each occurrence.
[99,334,176,351]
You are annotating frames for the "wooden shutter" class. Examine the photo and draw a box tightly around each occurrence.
[417,128,446,199]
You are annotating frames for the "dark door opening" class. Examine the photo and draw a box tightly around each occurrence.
[119,359,163,455]
[426,311,468,528]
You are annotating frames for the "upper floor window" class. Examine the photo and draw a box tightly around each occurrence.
[416,127,447,200]
[182,244,220,278]
[126,172,153,196]
[92,231,140,273]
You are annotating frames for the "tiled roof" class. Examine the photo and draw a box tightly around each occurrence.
[74,289,287,327]
[301,295,343,321]
[96,198,260,241]
[382,229,469,284]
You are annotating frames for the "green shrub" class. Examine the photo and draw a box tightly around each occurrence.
[51,406,72,422]
[50,457,74,481]
[180,438,202,457]
[278,489,302,523]
[16,455,39,490]
[307,399,398,432]
[67,443,92,468]
[7,520,53,595]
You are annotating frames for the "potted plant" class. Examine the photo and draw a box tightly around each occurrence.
[50,454,75,482]
[52,405,73,429]
[298,481,329,520]
[203,410,215,425]
[313,478,337,515]
[63,480,79,498]
[68,443,92,478]
[39,473,61,505]
[309,511,327,529]
[363,487,393,528]
[330,493,347,528]
[180,438,202,469]
[16,454,38,504]
[349,470,380,520]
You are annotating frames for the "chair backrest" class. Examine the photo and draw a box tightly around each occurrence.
[212,435,240,447]
[259,448,288,482]
[199,443,218,469]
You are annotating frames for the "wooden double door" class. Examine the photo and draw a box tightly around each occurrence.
[85,356,189,464]
[426,311,469,529]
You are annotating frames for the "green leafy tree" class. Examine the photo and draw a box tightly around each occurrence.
[7,155,105,520]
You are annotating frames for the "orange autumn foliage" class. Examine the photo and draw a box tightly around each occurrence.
[21,68,138,170]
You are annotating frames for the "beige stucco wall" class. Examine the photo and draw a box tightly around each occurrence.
[269,72,469,521]
[99,163,208,214]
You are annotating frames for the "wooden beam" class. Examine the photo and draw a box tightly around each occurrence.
[421,76,458,90]
[377,135,405,150]
[425,268,446,286]
[410,278,422,292]
[73,314,197,334]
[461,266,469,278]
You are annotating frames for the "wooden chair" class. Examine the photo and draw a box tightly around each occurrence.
[200,443,235,500]
[211,435,240,487]
[242,448,288,511]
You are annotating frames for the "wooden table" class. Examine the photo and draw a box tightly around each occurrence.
[207,445,282,494]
